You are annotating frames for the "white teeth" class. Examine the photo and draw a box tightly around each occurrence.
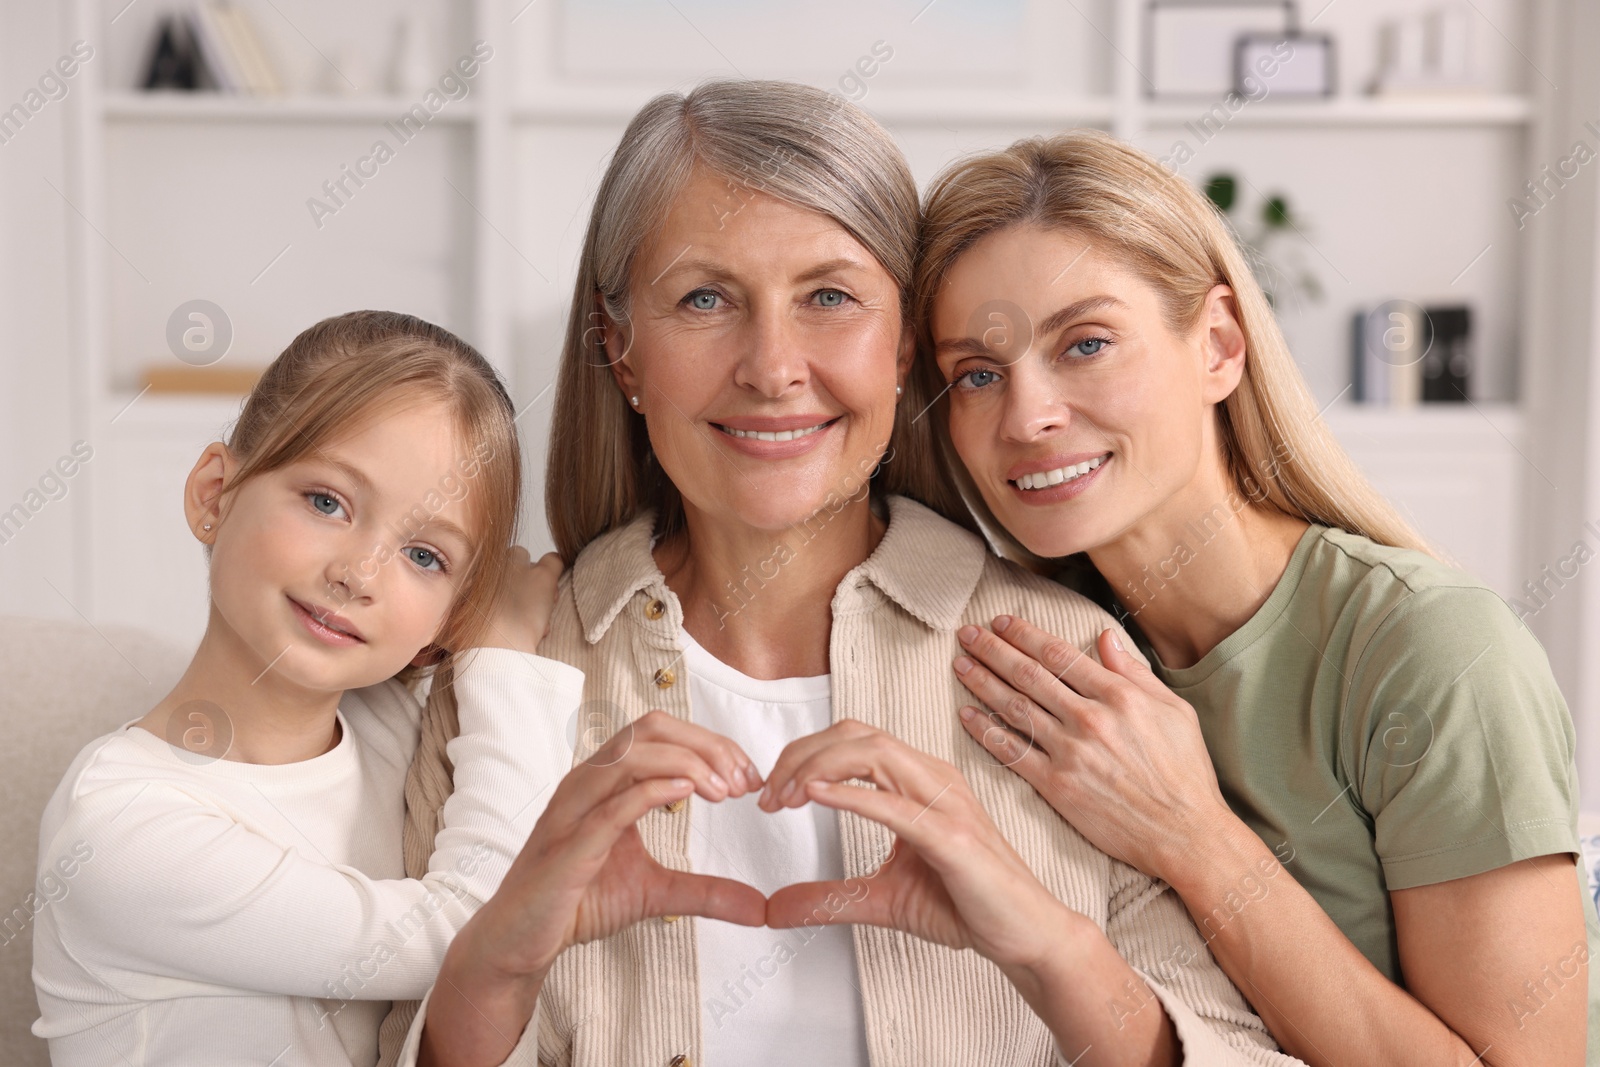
[1016,455,1105,491]
[717,421,831,442]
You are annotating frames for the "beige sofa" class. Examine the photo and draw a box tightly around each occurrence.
[0,615,189,1067]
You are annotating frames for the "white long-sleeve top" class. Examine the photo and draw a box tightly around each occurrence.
[31,646,583,1067]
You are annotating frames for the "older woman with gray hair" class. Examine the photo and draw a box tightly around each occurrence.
[388,80,1306,1067]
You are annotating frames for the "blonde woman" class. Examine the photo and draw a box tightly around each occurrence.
[915,132,1598,1066]
[389,82,1310,1067]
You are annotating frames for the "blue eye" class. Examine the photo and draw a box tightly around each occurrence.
[686,290,721,311]
[307,491,344,517]
[815,288,847,307]
[955,368,1001,391]
[406,546,447,573]
[1068,336,1110,358]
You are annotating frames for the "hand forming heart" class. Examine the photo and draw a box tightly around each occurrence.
[421,712,1187,1067]
[459,710,1081,993]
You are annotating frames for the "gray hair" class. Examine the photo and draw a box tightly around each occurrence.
[545,78,968,562]
[591,78,919,330]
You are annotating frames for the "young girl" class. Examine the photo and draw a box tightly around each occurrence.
[31,310,583,1066]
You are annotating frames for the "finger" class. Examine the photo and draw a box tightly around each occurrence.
[1097,628,1168,697]
[956,624,1080,733]
[803,778,1027,899]
[950,654,1061,751]
[800,780,979,871]
[648,868,767,928]
[624,710,762,796]
[766,731,954,814]
[991,614,1122,701]
[957,704,1054,782]
[757,718,877,810]
[549,776,695,870]
[767,875,885,930]
[552,740,729,823]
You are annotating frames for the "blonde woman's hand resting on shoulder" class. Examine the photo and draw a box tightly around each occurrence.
[953,616,1234,887]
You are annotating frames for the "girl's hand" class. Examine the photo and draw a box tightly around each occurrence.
[456,710,767,984]
[482,547,563,655]
[952,616,1235,886]
[758,719,1080,974]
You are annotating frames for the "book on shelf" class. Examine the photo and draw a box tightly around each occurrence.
[1350,303,1472,405]
[144,4,281,95]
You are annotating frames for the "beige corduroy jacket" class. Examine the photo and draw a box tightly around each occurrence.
[397,496,1303,1067]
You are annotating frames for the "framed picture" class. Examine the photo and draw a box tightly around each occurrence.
[1236,31,1336,97]
[1146,0,1294,98]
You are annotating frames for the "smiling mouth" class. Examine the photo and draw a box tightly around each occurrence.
[289,596,364,642]
[712,418,838,442]
[1011,453,1110,490]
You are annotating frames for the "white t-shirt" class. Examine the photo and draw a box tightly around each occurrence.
[31,647,583,1067]
[678,628,869,1067]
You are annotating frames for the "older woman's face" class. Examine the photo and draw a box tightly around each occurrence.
[607,166,908,533]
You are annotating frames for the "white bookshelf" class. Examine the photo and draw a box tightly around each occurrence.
[102,91,481,123]
[59,0,1549,649]
[1142,93,1534,127]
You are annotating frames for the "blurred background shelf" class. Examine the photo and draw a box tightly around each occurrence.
[511,87,1122,126]
[1142,93,1535,127]
[17,0,1598,794]
[102,90,480,123]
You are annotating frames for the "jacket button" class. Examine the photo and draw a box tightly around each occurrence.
[645,599,666,620]
[664,796,686,814]
[653,667,676,689]
[669,1056,692,1067]
[662,914,681,923]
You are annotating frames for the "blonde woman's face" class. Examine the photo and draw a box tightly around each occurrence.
[609,167,909,533]
[931,224,1236,559]
[196,398,477,693]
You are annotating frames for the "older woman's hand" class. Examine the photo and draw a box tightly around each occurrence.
[951,616,1237,888]
[755,719,1182,1065]
[757,719,1082,972]
[456,710,767,984]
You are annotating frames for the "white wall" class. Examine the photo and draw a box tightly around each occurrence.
[0,3,81,620]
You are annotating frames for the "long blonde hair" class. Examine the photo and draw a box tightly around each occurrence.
[912,131,1432,572]
[544,78,972,564]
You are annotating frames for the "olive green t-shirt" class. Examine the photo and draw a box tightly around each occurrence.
[1144,524,1599,1050]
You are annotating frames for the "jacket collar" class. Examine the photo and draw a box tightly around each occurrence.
[570,495,989,644]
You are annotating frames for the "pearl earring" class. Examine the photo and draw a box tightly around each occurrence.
[895,385,903,397]
[630,395,640,407]
[202,523,212,531]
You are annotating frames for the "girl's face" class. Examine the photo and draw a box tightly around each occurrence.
[607,166,909,533]
[930,224,1244,559]
[193,397,479,694]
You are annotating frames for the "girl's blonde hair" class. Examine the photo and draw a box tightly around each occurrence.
[912,131,1433,575]
[544,78,972,563]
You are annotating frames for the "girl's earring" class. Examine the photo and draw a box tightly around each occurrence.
[630,395,640,408]
[895,385,903,397]
[202,523,212,531]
